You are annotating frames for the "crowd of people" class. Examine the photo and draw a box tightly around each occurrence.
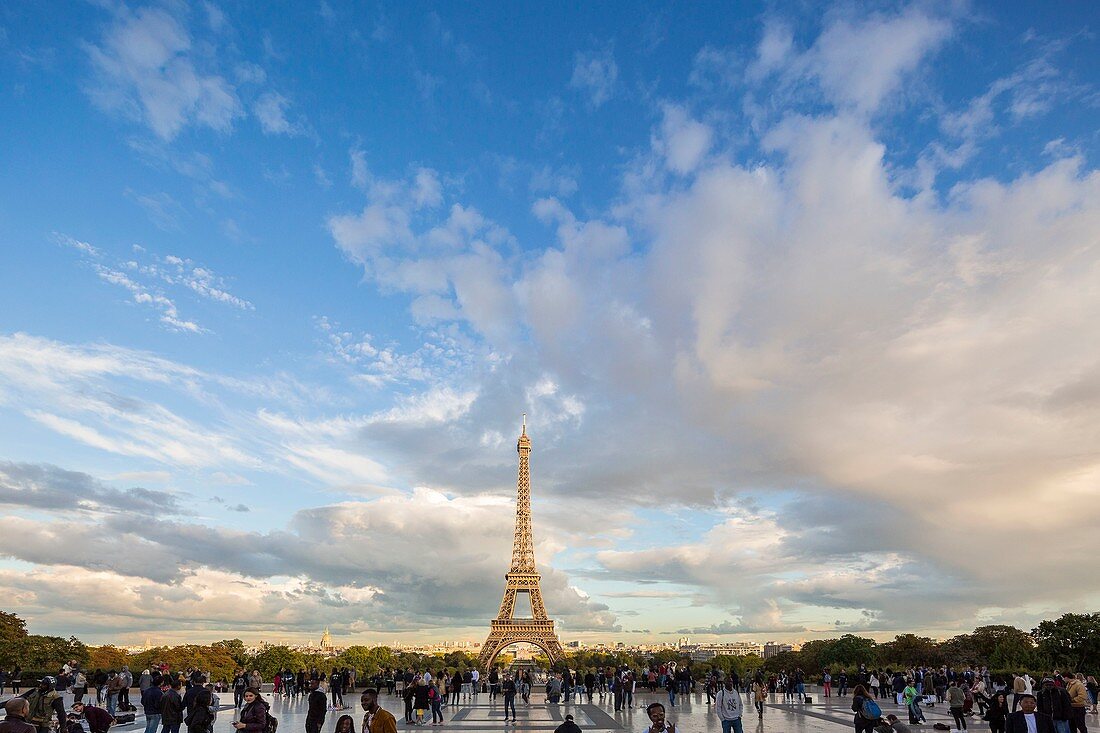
[1,659,1098,733]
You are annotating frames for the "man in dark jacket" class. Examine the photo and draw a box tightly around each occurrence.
[1007,695,1056,733]
[184,686,213,733]
[554,714,582,733]
[141,680,164,733]
[1037,679,1072,733]
[158,679,184,733]
[71,702,114,733]
[307,680,327,733]
[1,698,37,733]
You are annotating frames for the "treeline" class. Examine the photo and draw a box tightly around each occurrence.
[3,611,1097,680]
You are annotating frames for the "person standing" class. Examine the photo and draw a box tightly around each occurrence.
[948,680,968,732]
[184,684,213,733]
[141,677,164,733]
[429,681,444,726]
[502,675,517,724]
[233,689,269,733]
[1065,673,1089,733]
[824,671,832,698]
[715,677,744,733]
[233,672,247,709]
[413,679,429,726]
[307,680,328,733]
[1006,695,1055,733]
[988,692,1010,733]
[158,679,184,733]
[119,667,134,711]
[850,684,878,733]
[645,702,676,733]
[1,698,35,733]
[20,678,65,733]
[360,690,398,733]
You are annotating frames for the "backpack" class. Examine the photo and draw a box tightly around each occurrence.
[861,697,882,720]
[265,711,278,733]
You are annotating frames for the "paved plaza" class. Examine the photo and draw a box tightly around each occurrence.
[5,687,1059,733]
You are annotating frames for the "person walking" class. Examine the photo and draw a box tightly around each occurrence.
[502,675,517,724]
[752,677,767,719]
[851,684,879,733]
[904,678,925,725]
[1065,673,1089,733]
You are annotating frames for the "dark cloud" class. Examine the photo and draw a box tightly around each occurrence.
[0,461,184,516]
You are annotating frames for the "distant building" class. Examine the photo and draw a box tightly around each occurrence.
[688,642,764,662]
[763,642,793,659]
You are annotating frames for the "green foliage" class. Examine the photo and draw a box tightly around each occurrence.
[877,634,941,668]
[20,635,88,671]
[0,611,29,667]
[1033,613,1100,673]
[211,639,251,667]
[88,645,130,671]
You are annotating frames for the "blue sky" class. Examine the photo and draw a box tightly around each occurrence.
[1,0,1099,646]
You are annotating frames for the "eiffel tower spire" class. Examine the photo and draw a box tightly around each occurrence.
[478,416,564,670]
[510,413,536,573]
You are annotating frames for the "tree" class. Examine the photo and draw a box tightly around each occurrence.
[942,626,1034,667]
[88,645,129,671]
[21,635,87,672]
[1033,613,1100,673]
[252,646,307,679]
[212,639,251,667]
[877,634,940,668]
[0,611,29,667]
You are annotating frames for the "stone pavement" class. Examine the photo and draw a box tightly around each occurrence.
[3,688,1052,733]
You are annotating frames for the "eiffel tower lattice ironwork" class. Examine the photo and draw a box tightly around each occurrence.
[478,416,564,670]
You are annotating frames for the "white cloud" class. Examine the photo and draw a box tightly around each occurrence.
[253,91,304,136]
[85,6,243,140]
[654,104,713,174]
[570,46,618,108]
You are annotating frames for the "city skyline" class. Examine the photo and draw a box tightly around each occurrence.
[2,1,1099,647]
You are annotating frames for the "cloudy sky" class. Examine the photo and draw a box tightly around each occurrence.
[1,1,1098,647]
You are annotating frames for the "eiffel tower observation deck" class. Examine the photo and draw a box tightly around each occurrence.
[478,416,564,670]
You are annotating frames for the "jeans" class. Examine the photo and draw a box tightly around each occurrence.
[144,714,161,733]
[951,707,967,730]
[504,696,516,720]
[909,702,926,723]
[234,689,244,708]
[1056,720,1071,733]
[108,693,118,716]
[432,701,443,723]
[721,719,745,733]
[668,689,676,706]
[755,700,764,717]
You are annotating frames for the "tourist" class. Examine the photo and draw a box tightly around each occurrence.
[824,670,832,698]
[584,671,595,703]
[752,676,766,719]
[158,679,183,733]
[21,677,66,733]
[332,669,345,709]
[851,684,879,733]
[471,669,481,700]
[1086,677,1098,715]
[554,714,581,733]
[2,699,34,733]
[903,678,924,725]
[1065,673,1088,733]
[665,673,677,708]
[947,680,968,731]
[334,715,355,733]
[1038,678,1071,733]
[715,676,744,733]
[413,679,430,726]
[70,701,112,733]
[520,672,531,706]
[988,692,1010,733]
[141,678,163,733]
[489,668,500,701]
[883,715,915,733]
[429,680,444,725]
[1007,695,1054,733]
[502,674,517,724]
[307,679,328,733]
[233,689,269,733]
[361,689,397,733]
[119,667,134,711]
[183,684,213,733]
[233,671,247,709]
[645,702,676,733]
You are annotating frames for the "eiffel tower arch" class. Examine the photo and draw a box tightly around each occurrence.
[478,417,564,671]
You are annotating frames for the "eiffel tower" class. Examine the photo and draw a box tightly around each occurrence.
[478,416,564,670]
